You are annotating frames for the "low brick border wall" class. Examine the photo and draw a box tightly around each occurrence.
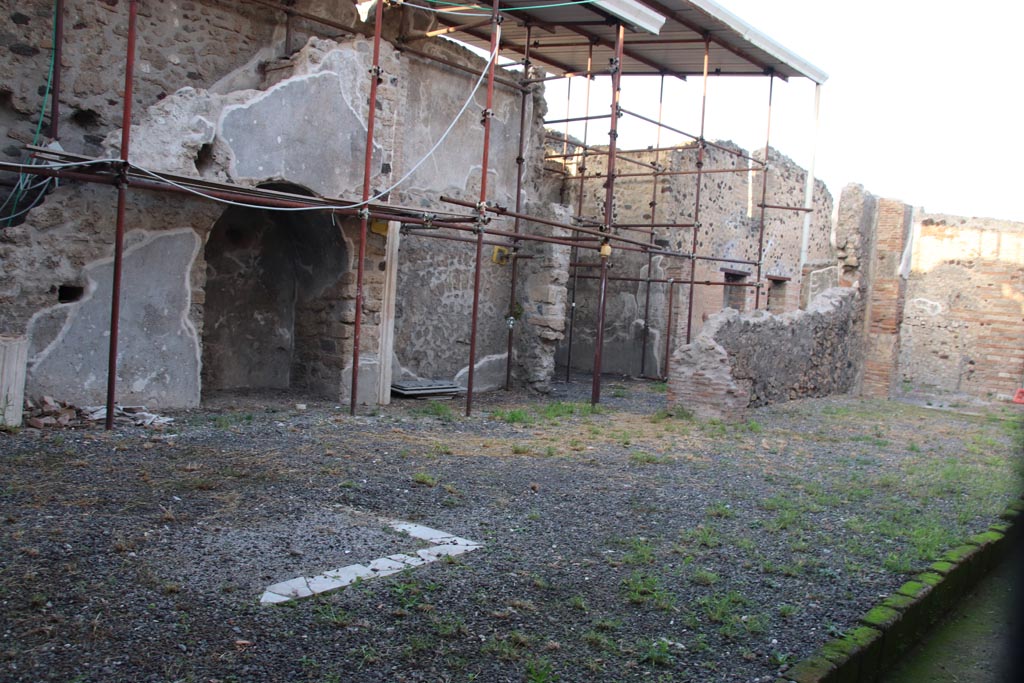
[776,496,1023,683]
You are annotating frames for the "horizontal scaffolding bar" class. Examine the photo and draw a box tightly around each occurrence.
[759,203,814,212]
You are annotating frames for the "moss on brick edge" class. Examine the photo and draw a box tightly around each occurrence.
[780,509,1018,682]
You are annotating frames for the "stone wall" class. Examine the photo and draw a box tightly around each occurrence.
[556,141,834,377]
[0,4,561,407]
[667,288,859,420]
[898,213,1024,402]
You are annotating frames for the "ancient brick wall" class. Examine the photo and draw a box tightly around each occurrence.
[898,213,1024,401]
[666,288,859,420]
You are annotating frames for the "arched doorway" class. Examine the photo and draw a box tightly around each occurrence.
[201,184,348,399]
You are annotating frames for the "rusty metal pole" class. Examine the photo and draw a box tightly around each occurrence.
[465,1,501,416]
[504,26,531,391]
[349,0,385,415]
[639,75,665,377]
[50,0,63,140]
[564,42,593,383]
[590,23,625,405]
[684,37,710,345]
[754,73,774,310]
[104,0,138,430]
[662,279,674,380]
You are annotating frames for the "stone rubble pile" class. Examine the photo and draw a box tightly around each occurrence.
[22,396,173,429]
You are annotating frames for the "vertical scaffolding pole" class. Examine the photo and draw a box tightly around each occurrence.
[50,0,63,140]
[684,37,710,345]
[662,279,674,379]
[465,1,501,416]
[564,43,593,382]
[590,23,625,405]
[349,0,386,415]
[504,27,531,391]
[639,75,665,377]
[754,73,775,310]
[104,0,138,430]
[799,83,822,271]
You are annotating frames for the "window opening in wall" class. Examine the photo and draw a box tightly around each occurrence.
[766,275,790,313]
[722,268,749,312]
[57,284,84,303]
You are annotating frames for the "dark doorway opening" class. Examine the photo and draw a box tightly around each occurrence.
[201,183,348,399]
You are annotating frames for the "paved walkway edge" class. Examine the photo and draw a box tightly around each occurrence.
[776,495,1024,683]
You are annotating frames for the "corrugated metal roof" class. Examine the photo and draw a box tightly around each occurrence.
[433,0,827,84]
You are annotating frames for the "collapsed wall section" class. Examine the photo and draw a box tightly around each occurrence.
[667,288,859,420]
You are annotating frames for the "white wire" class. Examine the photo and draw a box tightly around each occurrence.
[0,178,54,222]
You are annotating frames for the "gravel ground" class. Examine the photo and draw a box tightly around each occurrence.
[1,376,1021,683]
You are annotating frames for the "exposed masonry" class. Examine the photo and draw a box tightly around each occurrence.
[553,141,835,378]
[667,288,859,420]
[260,520,482,605]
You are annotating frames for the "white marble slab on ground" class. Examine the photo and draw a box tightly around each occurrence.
[259,520,482,604]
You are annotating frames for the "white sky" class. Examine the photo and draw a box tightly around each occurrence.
[542,0,1024,222]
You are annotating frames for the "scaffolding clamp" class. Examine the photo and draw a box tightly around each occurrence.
[608,56,620,75]
[357,207,370,221]
[480,108,493,125]
[368,64,383,83]
[505,315,516,330]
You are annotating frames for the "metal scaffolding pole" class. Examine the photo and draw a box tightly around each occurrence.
[465,0,501,416]
[504,26,531,391]
[684,37,710,346]
[104,0,138,430]
[349,0,386,415]
[754,73,775,310]
[565,43,593,382]
[590,23,625,406]
[50,0,63,140]
[639,75,665,379]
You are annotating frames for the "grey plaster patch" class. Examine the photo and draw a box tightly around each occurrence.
[453,352,508,393]
[26,230,201,408]
[221,70,379,197]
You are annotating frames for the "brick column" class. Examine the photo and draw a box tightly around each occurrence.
[861,200,912,398]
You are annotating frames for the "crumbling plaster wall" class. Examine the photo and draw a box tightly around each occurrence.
[555,141,833,378]
[666,287,860,420]
[1,4,561,406]
[898,213,1024,401]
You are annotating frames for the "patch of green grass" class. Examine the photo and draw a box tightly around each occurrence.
[541,402,577,420]
[610,386,629,398]
[432,615,467,639]
[524,657,559,683]
[680,525,720,548]
[629,451,671,465]
[412,472,438,487]
[696,590,748,624]
[492,408,533,424]
[637,638,675,667]
[691,569,719,586]
[314,603,352,627]
[622,537,656,565]
[778,603,798,619]
[582,630,616,652]
[414,400,455,422]
[706,502,734,519]
[511,443,532,455]
[650,381,668,393]
[622,571,675,609]
[568,595,588,612]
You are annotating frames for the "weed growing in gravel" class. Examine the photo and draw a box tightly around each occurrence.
[622,537,656,564]
[511,443,531,455]
[706,502,734,518]
[610,386,628,398]
[568,595,588,612]
[622,572,676,610]
[697,590,748,624]
[314,603,352,627]
[582,630,617,652]
[544,446,558,457]
[524,657,559,682]
[691,569,719,586]
[680,525,721,548]
[432,614,468,639]
[431,442,453,456]
[541,402,577,420]
[650,381,668,393]
[492,408,532,424]
[412,472,438,487]
[414,401,455,422]
[777,603,798,619]
[637,638,675,667]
